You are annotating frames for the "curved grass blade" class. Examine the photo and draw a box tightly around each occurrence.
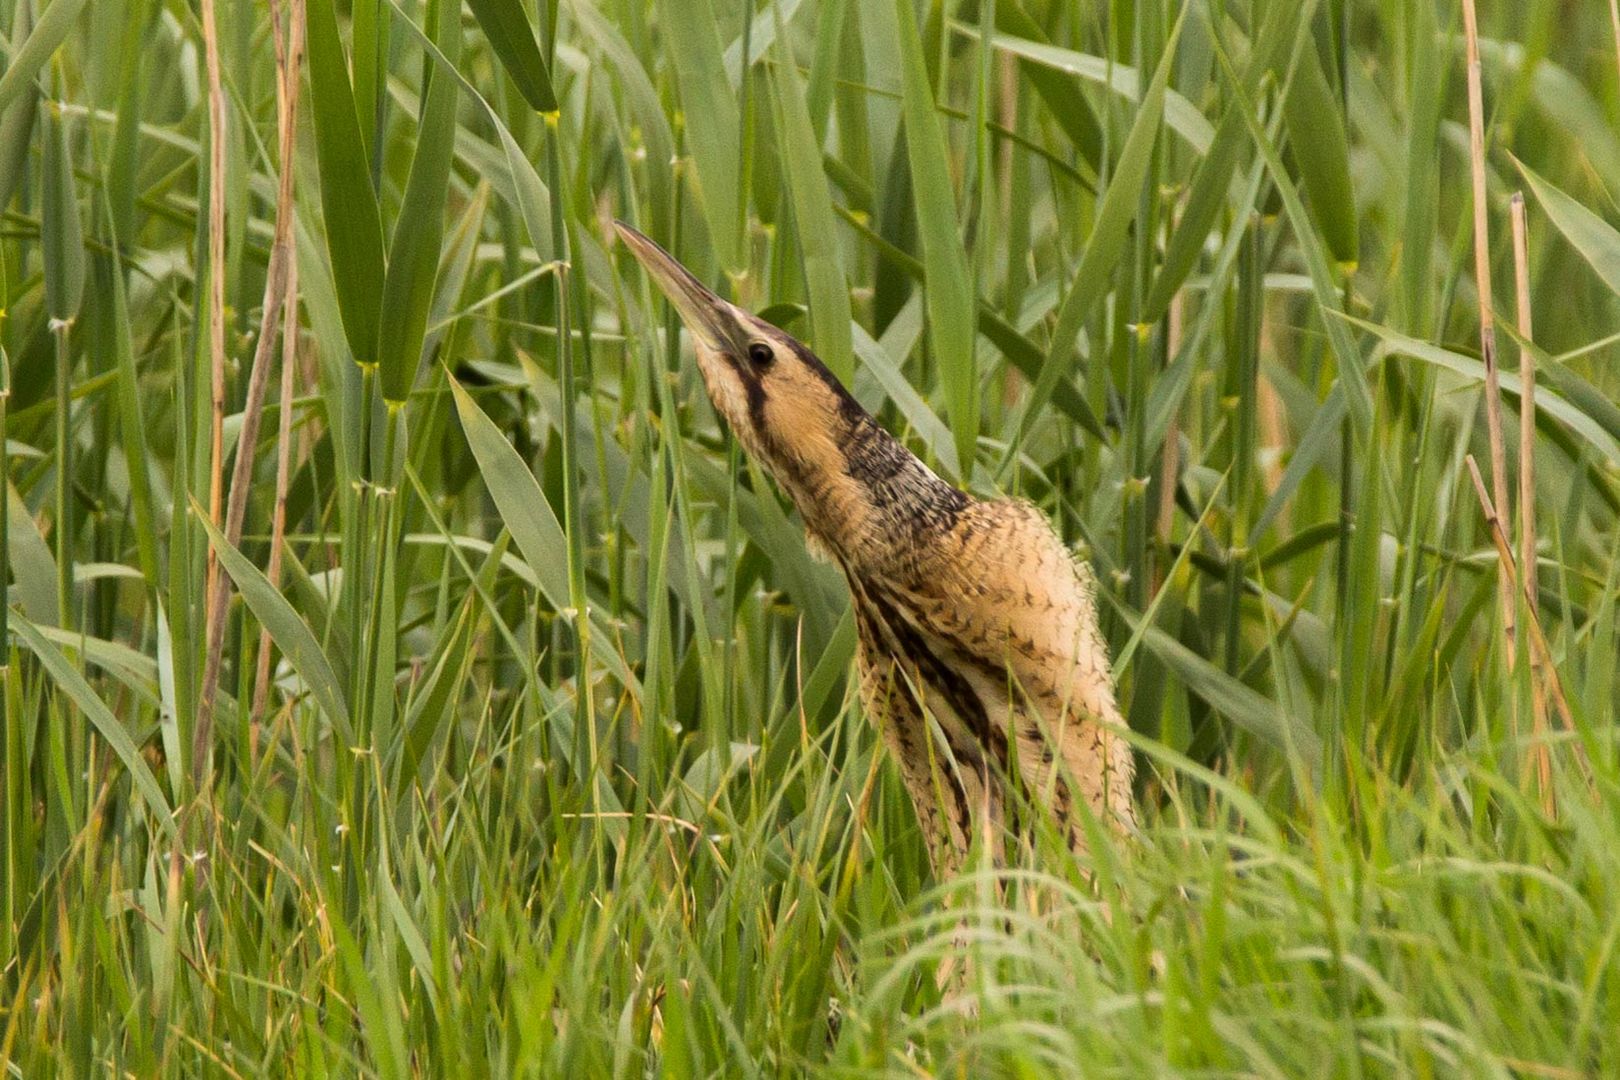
[191,498,354,743]
[659,0,745,275]
[889,0,978,475]
[1106,593,1322,769]
[386,0,553,260]
[0,0,90,116]
[1277,36,1357,266]
[377,0,460,403]
[1011,8,1186,456]
[448,375,637,689]
[11,614,177,839]
[307,0,387,366]
[962,21,1213,155]
[1516,155,1620,298]
[1350,315,1620,464]
[767,9,852,383]
[989,0,1102,169]
[466,0,556,113]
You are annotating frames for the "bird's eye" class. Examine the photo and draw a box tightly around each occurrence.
[747,342,774,367]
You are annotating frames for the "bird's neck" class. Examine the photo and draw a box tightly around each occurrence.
[776,409,969,577]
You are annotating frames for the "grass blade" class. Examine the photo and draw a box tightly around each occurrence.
[377,0,460,404]
[465,0,556,113]
[966,21,1214,154]
[659,0,745,275]
[1011,8,1185,454]
[448,375,636,689]
[1277,34,1358,266]
[386,0,554,260]
[889,0,978,475]
[191,498,354,742]
[306,0,387,365]
[0,0,38,213]
[766,9,852,383]
[1209,14,1372,436]
[11,614,177,839]
[1516,155,1620,298]
[0,0,90,116]
[1348,314,1620,463]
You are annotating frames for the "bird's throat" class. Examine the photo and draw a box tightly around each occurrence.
[777,410,969,578]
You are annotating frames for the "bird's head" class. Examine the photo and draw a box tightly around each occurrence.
[614,221,966,566]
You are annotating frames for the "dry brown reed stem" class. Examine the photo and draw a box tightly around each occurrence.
[253,259,301,740]
[195,0,306,779]
[1510,196,1537,613]
[1465,455,1593,798]
[199,0,227,709]
[1509,192,1552,812]
[1461,0,1517,669]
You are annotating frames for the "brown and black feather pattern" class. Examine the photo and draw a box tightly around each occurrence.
[614,222,1136,877]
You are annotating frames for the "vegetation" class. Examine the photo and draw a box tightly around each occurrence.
[3,0,1620,1072]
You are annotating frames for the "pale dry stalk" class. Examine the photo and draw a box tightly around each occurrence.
[195,0,307,777]
[1509,192,1552,814]
[1461,0,1517,669]
[1465,455,1593,798]
[252,257,301,738]
[200,0,228,701]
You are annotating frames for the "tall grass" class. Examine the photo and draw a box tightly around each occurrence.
[3,0,1620,1073]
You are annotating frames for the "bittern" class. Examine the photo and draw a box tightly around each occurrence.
[616,222,1135,877]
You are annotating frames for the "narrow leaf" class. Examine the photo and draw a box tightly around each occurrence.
[659,0,745,274]
[1210,23,1371,435]
[1145,0,1303,320]
[0,0,38,212]
[466,0,556,112]
[6,478,58,624]
[965,22,1214,154]
[1350,315,1620,463]
[192,499,355,741]
[386,0,554,260]
[1015,10,1184,448]
[1112,600,1323,766]
[0,0,90,116]
[448,376,639,689]
[767,14,853,382]
[11,614,177,838]
[890,0,978,475]
[1516,155,1620,298]
[1276,37,1358,265]
[306,0,387,365]
[377,0,461,403]
[990,0,1102,169]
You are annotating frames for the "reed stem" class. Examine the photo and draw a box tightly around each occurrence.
[1461,0,1517,669]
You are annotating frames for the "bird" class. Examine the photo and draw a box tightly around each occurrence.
[615,221,1136,879]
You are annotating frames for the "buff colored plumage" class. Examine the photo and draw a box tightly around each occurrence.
[616,222,1134,878]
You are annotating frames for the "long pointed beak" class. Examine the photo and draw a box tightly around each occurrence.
[613,221,743,355]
